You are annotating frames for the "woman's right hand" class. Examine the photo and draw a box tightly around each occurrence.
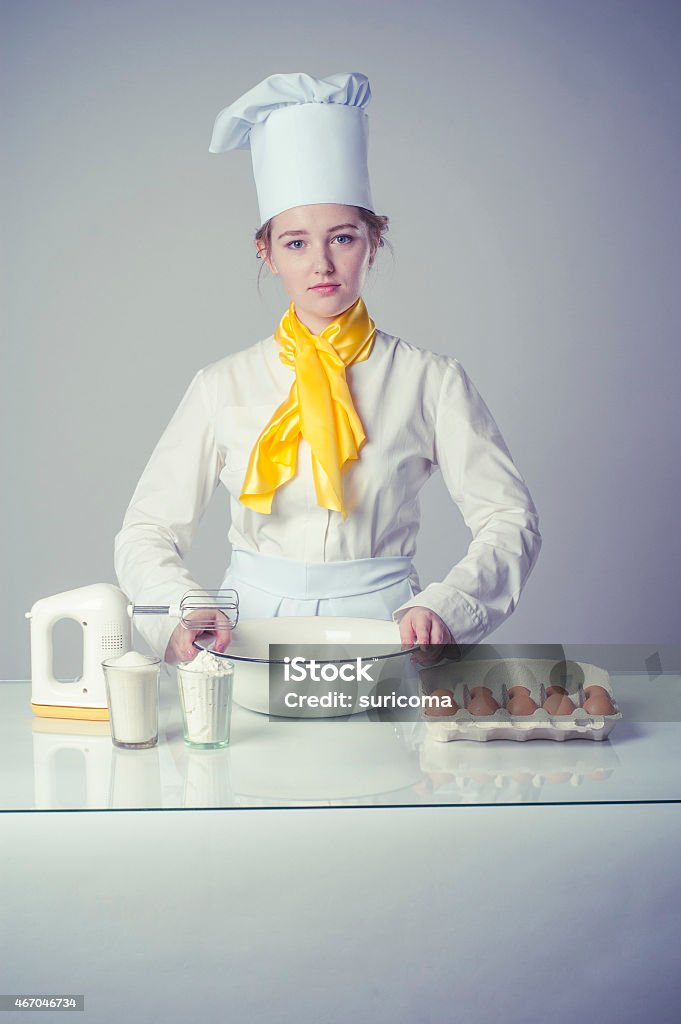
[398,606,459,666]
[164,608,233,664]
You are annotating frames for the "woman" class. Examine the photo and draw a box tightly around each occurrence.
[114,72,541,666]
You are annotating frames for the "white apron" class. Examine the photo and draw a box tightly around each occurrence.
[220,549,416,621]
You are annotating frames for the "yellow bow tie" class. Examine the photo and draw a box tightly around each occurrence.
[239,296,376,518]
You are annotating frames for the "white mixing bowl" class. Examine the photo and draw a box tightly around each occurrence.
[195,616,415,717]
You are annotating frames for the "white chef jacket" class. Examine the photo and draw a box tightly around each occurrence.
[114,329,542,660]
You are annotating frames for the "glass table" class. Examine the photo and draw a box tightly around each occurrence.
[3,648,680,1024]
[3,645,680,811]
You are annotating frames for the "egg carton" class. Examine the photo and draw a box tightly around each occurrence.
[419,658,622,742]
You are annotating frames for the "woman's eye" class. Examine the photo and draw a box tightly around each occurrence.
[286,235,353,250]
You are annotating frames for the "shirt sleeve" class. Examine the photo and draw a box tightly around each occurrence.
[113,369,225,660]
[391,358,542,646]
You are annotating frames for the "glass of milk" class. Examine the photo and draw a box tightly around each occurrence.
[102,652,161,749]
[176,650,234,749]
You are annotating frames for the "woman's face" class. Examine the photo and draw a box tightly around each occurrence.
[257,203,375,335]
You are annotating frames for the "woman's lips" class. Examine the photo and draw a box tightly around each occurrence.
[310,284,340,294]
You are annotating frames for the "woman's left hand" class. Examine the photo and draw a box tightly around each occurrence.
[398,606,458,665]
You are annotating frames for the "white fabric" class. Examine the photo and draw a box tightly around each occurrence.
[114,330,542,660]
[208,72,374,223]
[222,549,415,621]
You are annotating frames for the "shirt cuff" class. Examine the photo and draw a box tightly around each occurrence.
[131,614,180,663]
[392,583,488,648]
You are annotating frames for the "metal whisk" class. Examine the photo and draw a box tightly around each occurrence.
[128,589,239,631]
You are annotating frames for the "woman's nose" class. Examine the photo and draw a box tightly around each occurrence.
[313,246,335,272]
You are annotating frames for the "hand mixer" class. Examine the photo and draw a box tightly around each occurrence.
[26,584,239,720]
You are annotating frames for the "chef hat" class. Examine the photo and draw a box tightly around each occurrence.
[209,72,375,224]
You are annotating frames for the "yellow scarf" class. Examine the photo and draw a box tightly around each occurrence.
[239,296,376,519]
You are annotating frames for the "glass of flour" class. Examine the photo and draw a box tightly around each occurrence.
[102,651,161,749]
[176,650,234,749]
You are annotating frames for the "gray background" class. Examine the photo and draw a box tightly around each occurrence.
[4,0,680,678]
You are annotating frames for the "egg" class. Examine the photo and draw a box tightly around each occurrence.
[467,686,500,716]
[424,688,459,717]
[546,685,568,696]
[583,693,616,715]
[507,685,532,698]
[506,686,538,715]
[581,692,614,708]
[542,693,576,715]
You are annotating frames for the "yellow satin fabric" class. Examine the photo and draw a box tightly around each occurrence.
[239,296,376,518]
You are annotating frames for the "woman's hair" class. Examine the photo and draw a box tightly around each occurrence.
[255,207,392,289]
